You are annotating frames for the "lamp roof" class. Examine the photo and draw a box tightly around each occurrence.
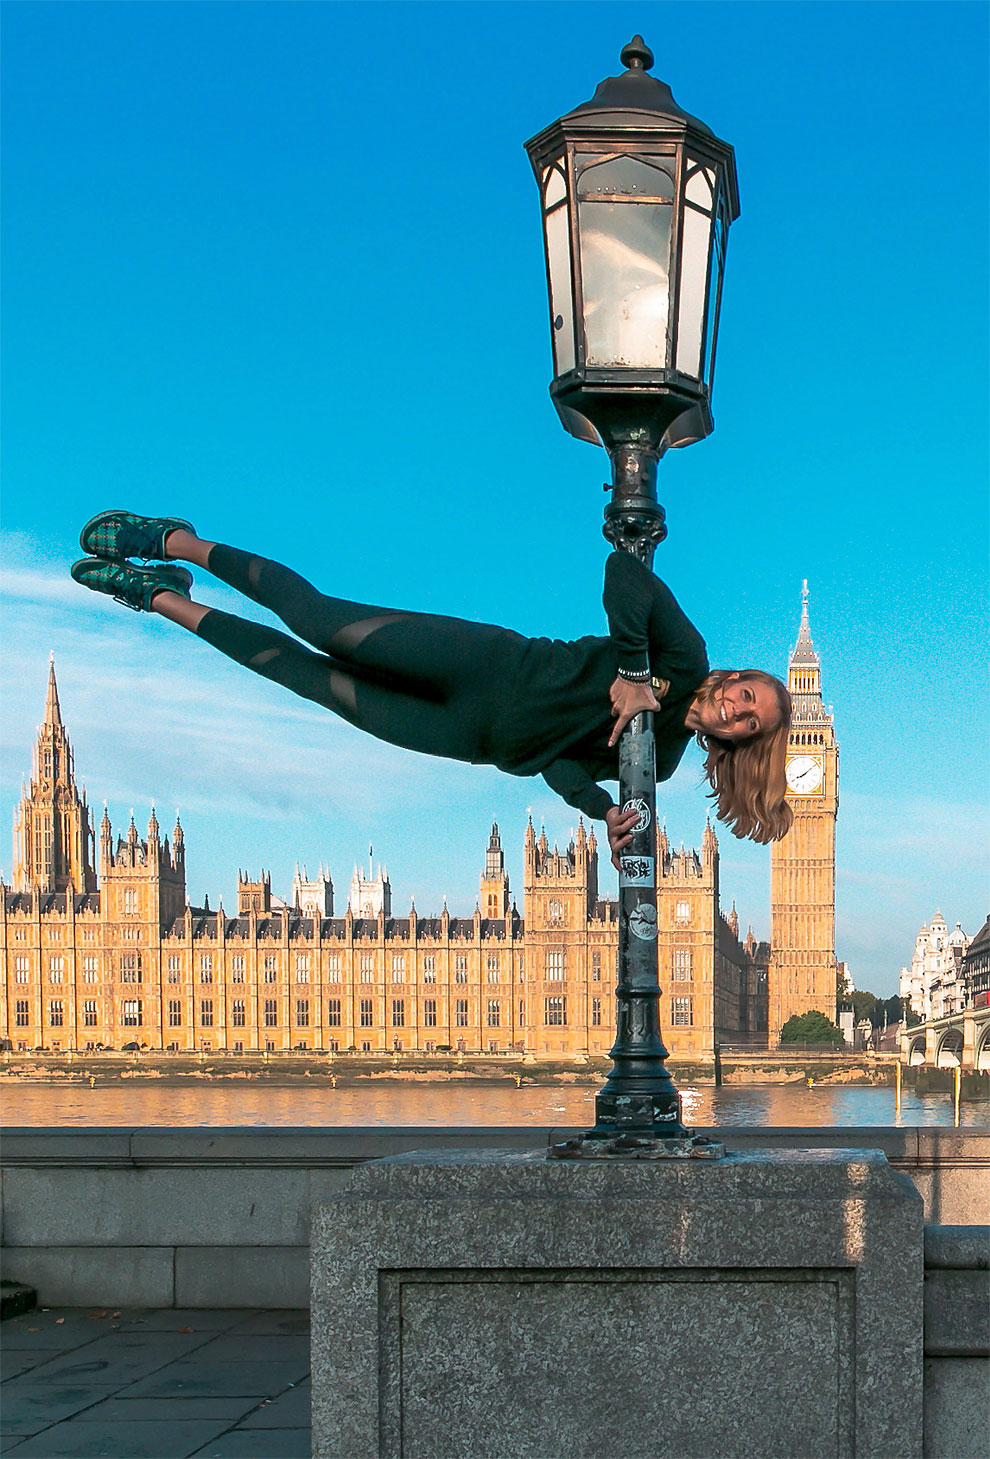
[566,36,713,135]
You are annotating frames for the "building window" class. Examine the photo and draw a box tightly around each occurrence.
[455,998,468,1027]
[230,955,246,983]
[487,999,500,1028]
[672,997,693,1026]
[328,1039,339,1053]
[49,925,62,942]
[264,999,278,1027]
[83,956,99,983]
[233,1040,244,1054]
[122,999,142,1027]
[360,998,373,1028]
[49,956,65,982]
[15,956,30,983]
[326,953,341,980]
[295,999,310,1027]
[675,901,691,926]
[544,996,566,1027]
[519,999,525,1023]
[15,999,29,1027]
[454,954,468,984]
[423,955,436,983]
[232,999,246,1027]
[545,948,565,981]
[200,955,213,983]
[674,949,692,980]
[327,998,341,1028]
[263,955,278,982]
[200,999,214,1028]
[168,1000,182,1028]
[548,898,563,921]
[123,887,138,916]
[167,955,181,983]
[423,997,437,1027]
[360,954,375,983]
[391,954,405,980]
[360,1040,371,1053]
[391,998,405,1027]
[121,953,141,984]
[592,997,602,1027]
[295,954,310,982]
[121,925,140,941]
[83,1000,97,1028]
[592,951,602,982]
[486,954,500,982]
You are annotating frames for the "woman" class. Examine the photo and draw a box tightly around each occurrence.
[71,510,792,865]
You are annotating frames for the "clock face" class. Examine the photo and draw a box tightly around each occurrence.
[785,754,824,794]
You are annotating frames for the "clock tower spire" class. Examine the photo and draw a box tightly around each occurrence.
[768,583,839,1043]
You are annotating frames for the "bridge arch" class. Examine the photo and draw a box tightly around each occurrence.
[977,1024,990,1074]
[908,1035,927,1066]
[935,1028,964,1068]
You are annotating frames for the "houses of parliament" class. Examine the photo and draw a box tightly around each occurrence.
[2,592,838,1058]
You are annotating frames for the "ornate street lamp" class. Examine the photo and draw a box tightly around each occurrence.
[526,38,739,1146]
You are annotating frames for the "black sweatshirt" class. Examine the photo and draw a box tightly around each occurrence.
[490,552,709,821]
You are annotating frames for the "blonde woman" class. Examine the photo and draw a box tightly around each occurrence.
[72,511,792,865]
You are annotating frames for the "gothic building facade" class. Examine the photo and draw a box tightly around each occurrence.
[2,663,769,1058]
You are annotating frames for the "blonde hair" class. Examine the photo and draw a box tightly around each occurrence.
[694,670,793,844]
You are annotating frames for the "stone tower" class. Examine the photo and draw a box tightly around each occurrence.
[479,822,510,918]
[291,864,334,918]
[100,806,187,930]
[348,851,391,919]
[13,658,97,894]
[769,581,839,1041]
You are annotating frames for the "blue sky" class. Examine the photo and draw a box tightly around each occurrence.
[2,1,987,996]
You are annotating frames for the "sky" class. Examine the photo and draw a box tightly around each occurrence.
[2,1,987,998]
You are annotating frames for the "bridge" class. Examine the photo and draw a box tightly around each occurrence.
[900,1005,990,1071]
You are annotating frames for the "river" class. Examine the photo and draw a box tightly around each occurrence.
[2,1080,985,1127]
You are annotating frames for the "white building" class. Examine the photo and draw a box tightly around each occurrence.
[899,911,970,1021]
[347,852,391,919]
[291,864,334,918]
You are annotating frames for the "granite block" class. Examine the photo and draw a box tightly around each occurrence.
[0,1247,174,1307]
[311,1147,925,1459]
[923,1357,990,1459]
[173,1246,309,1308]
[924,1269,990,1355]
[195,1429,311,1458]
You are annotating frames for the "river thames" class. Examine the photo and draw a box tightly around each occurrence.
[3,1080,985,1126]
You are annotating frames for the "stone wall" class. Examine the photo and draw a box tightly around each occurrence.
[1,1125,986,1308]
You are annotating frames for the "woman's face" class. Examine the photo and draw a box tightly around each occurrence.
[689,674,780,742]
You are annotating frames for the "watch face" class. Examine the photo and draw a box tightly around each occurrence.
[785,754,824,794]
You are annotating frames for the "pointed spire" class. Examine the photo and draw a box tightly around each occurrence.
[44,655,63,727]
[127,811,138,843]
[789,579,819,666]
[148,805,160,841]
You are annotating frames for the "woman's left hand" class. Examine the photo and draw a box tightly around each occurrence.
[608,676,661,747]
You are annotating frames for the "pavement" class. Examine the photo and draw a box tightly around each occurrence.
[0,1307,310,1457]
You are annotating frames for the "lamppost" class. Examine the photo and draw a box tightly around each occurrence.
[525,37,739,1145]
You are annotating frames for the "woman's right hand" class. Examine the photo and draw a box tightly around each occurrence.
[604,804,641,870]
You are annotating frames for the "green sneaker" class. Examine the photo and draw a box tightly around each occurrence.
[79,510,195,562]
[71,557,194,612]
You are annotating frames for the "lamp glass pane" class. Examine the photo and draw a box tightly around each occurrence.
[577,157,673,368]
[685,168,713,208]
[675,205,713,379]
[545,203,575,375]
[704,208,726,386]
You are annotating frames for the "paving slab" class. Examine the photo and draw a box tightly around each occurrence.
[234,1383,311,1428]
[0,1350,55,1381]
[7,1417,235,1458]
[14,1331,212,1385]
[190,1334,310,1363]
[119,1358,310,1399]
[116,1309,258,1333]
[191,1429,311,1458]
[0,1311,125,1349]
[0,1439,29,1455]
[75,1395,265,1423]
[224,1311,309,1336]
[0,1379,119,1435]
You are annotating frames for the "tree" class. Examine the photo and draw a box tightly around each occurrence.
[850,990,877,1025]
[779,1010,846,1047]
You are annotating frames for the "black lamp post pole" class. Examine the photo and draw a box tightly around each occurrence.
[588,430,689,1140]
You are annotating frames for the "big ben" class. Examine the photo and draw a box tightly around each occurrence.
[769,582,838,1042]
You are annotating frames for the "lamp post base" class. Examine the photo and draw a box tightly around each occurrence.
[548,1132,725,1160]
[589,1086,691,1141]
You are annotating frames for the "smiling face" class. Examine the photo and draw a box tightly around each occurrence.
[686,673,782,742]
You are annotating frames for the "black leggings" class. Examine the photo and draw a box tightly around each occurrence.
[197,545,514,763]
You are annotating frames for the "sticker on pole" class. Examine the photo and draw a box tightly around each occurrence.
[628,903,658,941]
[621,798,651,832]
[619,855,654,887]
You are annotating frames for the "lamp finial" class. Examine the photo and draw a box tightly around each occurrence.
[620,36,654,72]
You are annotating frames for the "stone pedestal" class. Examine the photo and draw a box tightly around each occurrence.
[311,1148,923,1459]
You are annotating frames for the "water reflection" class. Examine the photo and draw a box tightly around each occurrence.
[2,1080,985,1128]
